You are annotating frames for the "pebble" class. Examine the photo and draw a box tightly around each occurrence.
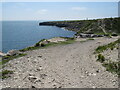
[96,69,100,73]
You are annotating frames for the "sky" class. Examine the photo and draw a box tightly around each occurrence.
[1,2,118,21]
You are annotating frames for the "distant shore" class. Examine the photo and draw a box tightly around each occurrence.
[39,17,120,36]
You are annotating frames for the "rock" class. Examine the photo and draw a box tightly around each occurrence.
[48,37,67,43]
[40,74,47,79]
[39,40,50,46]
[31,86,36,88]
[28,76,37,82]
[0,51,7,57]
[77,33,104,38]
[96,69,100,73]
[7,50,22,56]
[38,55,42,58]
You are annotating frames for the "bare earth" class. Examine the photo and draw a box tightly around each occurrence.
[1,37,119,88]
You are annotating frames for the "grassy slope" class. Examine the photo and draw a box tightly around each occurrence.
[95,39,120,77]
[40,17,120,35]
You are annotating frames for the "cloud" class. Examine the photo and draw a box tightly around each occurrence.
[71,7,87,11]
[37,9,48,15]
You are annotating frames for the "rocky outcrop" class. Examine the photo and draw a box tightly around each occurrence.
[7,50,22,56]
[47,37,67,43]
[75,33,104,38]
[35,37,67,47]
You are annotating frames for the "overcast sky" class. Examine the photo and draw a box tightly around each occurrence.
[1,2,118,21]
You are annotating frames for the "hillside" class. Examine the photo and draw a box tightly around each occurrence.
[39,17,120,36]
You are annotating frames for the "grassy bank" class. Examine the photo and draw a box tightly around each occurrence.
[0,70,14,79]
[0,53,27,65]
[95,39,120,77]
[95,39,120,53]
[20,38,75,52]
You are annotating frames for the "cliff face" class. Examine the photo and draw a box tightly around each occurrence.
[39,17,120,35]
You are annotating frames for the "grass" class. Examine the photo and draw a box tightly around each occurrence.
[0,53,27,65]
[95,39,120,53]
[102,61,120,77]
[94,38,120,76]
[20,39,75,52]
[80,40,87,43]
[97,54,105,63]
[87,38,94,40]
[0,70,14,79]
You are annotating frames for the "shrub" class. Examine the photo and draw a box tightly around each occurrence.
[35,42,40,47]
[40,43,46,47]
[97,54,105,63]
[102,61,120,77]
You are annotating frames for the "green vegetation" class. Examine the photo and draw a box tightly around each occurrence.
[97,54,105,63]
[102,61,120,77]
[0,53,27,65]
[34,39,46,47]
[95,38,120,76]
[41,17,120,35]
[20,39,75,52]
[87,38,94,40]
[0,70,14,79]
[95,39,120,53]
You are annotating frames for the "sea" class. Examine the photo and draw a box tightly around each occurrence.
[1,21,76,53]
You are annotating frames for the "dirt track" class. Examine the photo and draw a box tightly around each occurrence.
[1,37,119,88]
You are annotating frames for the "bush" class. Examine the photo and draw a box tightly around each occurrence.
[35,42,40,47]
[40,43,46,47]
[97,54,105,63]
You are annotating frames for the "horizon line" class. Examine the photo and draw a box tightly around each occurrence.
[0,16,119,21]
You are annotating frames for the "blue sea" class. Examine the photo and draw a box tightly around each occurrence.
[1,21,75,53]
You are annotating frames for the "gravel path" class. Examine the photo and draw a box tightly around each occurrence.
[1,37,119,88]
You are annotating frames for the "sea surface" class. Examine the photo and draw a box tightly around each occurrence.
[2,21,75,53]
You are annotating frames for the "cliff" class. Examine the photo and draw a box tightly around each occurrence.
[39,17,120,36]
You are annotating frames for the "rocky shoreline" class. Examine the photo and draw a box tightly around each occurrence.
[39,17,120,36]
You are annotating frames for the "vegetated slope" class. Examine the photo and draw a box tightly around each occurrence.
[39,17,120,35]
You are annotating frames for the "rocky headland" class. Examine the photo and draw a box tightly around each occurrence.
[39,17,120,36]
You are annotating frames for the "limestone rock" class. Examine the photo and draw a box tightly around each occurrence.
[7,50,22,56]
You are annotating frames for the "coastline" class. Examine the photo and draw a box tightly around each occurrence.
[1,18,120,88]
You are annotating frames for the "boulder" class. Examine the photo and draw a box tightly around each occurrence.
[39,40,50,47]
[7,50,22,56]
